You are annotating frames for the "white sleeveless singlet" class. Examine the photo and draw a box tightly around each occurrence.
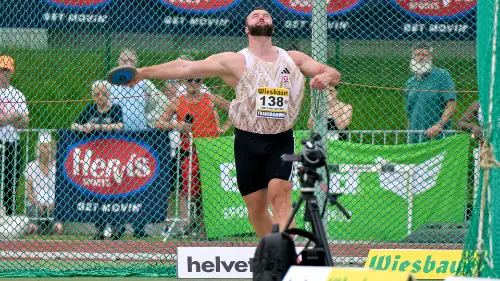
[228,47,306,134]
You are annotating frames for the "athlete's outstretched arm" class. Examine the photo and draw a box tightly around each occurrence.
[125,53,233,87]
[288,51,341,90]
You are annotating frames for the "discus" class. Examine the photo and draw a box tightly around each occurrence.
[106,65,137,85]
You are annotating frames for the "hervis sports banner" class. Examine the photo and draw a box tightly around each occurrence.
[195,132,469,240]
[54,129,172,225]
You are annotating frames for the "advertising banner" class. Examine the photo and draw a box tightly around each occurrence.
[3,0,116,30]
[195,132,469,241]
[365,249,467,279]
[1,0,477,40]
[54,129,172,225]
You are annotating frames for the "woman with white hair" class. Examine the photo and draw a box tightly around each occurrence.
[71,80,124,239]
[71,80,124,133]
[25,132,62,235]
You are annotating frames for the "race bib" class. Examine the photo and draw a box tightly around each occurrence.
[255,87,289,119]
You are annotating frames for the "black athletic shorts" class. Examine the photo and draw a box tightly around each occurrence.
[234,127,295,196]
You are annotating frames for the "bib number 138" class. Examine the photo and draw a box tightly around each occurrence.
[259,96,285,107]
[255,87,289,119]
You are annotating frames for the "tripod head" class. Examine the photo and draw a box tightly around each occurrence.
[282,132,326,169]
[282,132,327,191]
[281,131,351,218]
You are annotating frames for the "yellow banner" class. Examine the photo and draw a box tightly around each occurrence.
[327,267,414,281]
[282,266,414,281]
[365,249,463,280]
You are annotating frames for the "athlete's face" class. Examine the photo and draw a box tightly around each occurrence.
[245,10,274,37]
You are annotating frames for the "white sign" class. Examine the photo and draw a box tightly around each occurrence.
[177,247,256,279]
[177,246,318,279]
[177,246,365,279]
[282,266,333,281]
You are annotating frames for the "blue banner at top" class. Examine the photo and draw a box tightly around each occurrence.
[2,0,476,40]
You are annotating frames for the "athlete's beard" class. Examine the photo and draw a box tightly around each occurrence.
[410,59,433,76]
[248,23,274,37]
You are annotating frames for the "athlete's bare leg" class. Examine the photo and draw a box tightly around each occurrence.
[268,179,296,231]
[242,189,273,238]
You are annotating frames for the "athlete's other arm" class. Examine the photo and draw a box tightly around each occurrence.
[287,51,341,90]
[126,53,234,86]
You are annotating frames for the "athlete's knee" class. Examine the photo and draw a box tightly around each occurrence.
[243,191,268,219]
[268,179,292,205]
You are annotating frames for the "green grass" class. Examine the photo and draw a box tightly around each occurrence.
[4,47,477,132]
[5,46,477,220]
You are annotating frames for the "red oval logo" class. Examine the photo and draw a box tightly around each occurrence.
[272,0,363,16]
[44,0,112,9]
[156,0,241,13]
[391,0,477,19]
[64,138,159,198]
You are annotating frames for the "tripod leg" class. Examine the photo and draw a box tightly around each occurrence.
[307,199,334,266]
[284,196,303,231]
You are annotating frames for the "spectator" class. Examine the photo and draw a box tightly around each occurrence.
[0,55,29,216]
[456,100,483,221]
[25,132,63,235]
[108,48,163,239]
[156,78,232,238]
[308,86,353,141]
[109,48,164,131]
[405,42,457,143]
[71,80,124,240]
[456,100,483,141]
[71,81,124,133]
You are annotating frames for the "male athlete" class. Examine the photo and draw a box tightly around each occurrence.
[123,7,341,238]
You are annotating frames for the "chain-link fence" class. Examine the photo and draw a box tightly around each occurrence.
[0,0,482,278]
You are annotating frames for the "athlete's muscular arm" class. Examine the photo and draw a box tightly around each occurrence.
[126,53,235,86]
[288,51,341,90]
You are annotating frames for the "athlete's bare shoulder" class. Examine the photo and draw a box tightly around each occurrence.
[285,50,310,65]
[205,52,246,87]
[207,52,245,68]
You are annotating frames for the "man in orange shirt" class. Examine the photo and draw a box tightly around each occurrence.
[156,78,231,237]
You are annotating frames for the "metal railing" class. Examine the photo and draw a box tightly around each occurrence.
[0,128,478,234]
[309,129,459,145]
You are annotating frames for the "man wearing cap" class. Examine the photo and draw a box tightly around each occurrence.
[0,55,29,216]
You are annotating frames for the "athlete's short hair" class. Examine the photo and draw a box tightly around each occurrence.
[245,7,272,26]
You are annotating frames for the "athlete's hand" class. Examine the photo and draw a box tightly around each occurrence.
[309,73,332,90]
[125,68,144,87]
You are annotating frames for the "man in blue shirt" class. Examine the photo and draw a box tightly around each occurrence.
[109,48,165,131]
[108,48,164,239]
[405,42,457,144]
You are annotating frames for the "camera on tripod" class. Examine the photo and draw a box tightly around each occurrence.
[282,132,326,169]
[281,132,351,267]
[252,132,353,281]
